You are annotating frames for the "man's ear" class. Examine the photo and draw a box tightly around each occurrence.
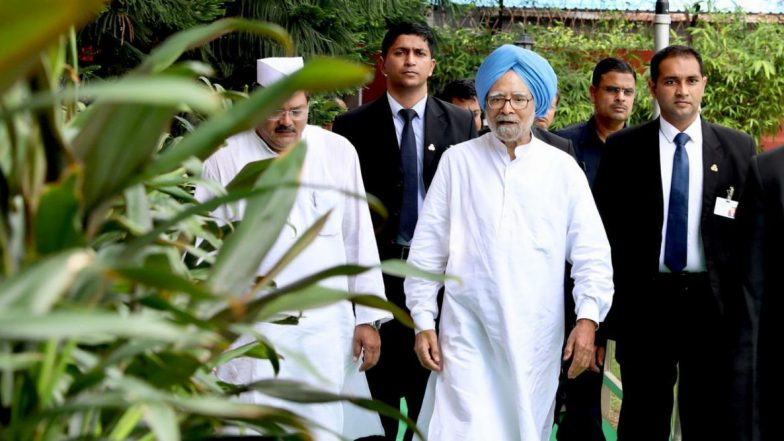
[647,78,656,96]
[379,56,387,77]
[589,85,598,104]
[428,58,437,78]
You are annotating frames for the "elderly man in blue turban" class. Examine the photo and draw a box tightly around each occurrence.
[403,44,614,440]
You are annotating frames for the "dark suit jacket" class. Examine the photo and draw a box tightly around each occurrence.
[593,117,756,341]
[555,117,607,187]
[533,126,576,158]
[736,146,784,441]
[332,95,477,259]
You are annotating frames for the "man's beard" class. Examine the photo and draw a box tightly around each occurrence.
[490,113,534,144]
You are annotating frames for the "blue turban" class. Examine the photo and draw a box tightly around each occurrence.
[475,44,557,118]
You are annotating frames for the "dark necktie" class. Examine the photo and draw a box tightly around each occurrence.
[398,108,418,243]
[664,132,690,273]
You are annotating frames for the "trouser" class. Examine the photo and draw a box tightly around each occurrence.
[556,268,606,441]
[615,273,732,441]
[555,367,606,441]
[360,272,430,441]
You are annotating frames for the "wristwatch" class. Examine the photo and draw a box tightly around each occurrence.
[367,320,382,331]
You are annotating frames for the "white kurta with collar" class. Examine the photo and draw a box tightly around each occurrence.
[195,125,390,440]
[405,132,614,441]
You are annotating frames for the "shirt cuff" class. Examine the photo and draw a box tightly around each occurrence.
[412,311,436,333]
[575,300,600,328]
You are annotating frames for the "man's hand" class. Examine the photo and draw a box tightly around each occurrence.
[414,329,442,372]
[563,318,597,379]
[353,324,380,372]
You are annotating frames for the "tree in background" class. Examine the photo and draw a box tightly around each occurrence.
[78,0,230,78]
[431,9,784,144]
[208,0,435,89]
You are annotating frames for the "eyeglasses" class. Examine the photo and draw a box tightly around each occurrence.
[602,86,636,97]
[268,107,309,121]
[486,93,534,110]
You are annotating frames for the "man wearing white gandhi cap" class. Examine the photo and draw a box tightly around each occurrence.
[195,57,391,440]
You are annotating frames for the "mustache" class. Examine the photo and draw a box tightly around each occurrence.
[274,125,296,133]
[495,115,519,123]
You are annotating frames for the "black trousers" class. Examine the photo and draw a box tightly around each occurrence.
[362,272,430,441]
[556,270,606,441]
[615,273,733,441]
[556,367,606,441]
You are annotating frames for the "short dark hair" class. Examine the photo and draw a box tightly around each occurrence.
[592,57,637,87]
[381,21,437,58]
[650,45,704,83]
[436,79,477,102]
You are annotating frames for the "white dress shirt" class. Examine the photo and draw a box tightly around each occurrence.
[658,116,707,272]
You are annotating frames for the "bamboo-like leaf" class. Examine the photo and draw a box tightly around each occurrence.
[3,76,224,117]
[34,171,85,254]
[243,379,425,440]
[0,311,212,344]
[142,402,179,441]
[0,0,106,94]
[122,183,297,258]
[209,340,276,369]
[0,249,92,313]
[139,57,372,180]
[108,404,144,441]
[74,104,175,214]
[253,285,412,328]
[210,264,371,324]
[123,184,153,233]
[110,265,215,301]
[0,352,44,370]
[250,212,330,294]
[224,158,275,192]
[380,259,459,283]
[137,19,292,75]
[207,141,305,297]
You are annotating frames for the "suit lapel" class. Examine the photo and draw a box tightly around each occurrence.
[372,96,402,166]
[646,119,666,232]
[700,120,727,230]
[423,97,447,176]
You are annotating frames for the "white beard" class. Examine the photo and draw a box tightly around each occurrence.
[489,112,535,145]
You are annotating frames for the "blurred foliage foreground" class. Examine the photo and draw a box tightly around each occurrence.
[0,1,430,440]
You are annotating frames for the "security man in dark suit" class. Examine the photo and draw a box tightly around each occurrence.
[332,22,476,441]
[593,45,755,441]
[553,57,637,441]
[736,146,784,441]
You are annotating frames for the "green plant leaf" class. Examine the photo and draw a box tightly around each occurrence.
[108,404,144,440]
[4,76,224,117]
[0,352,44,370]
[140,57,372,180]
[380,259,459,283]
[242,379,425,440]
[74,103,175,214]
[34,171,85,255]
[253,285,413,328]
[110,264,215,301]
[224,158,275,192]
[0,249,92,313]
[0,0,105,94]
[143,402,179,441]
[137,19,292,75]
[0,311,212,344]
[207,140,305,297]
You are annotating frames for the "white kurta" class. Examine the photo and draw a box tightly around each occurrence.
[195,126,391,440]
[404,132,614,441]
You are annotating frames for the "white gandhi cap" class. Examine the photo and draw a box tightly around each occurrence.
[256,57,304,87]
